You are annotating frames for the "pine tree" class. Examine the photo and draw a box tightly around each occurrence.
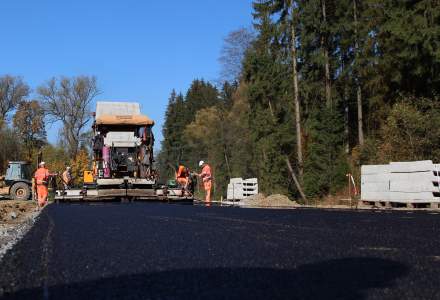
[180,80,220,171]
[242,2,296,194]
[303,108,348,197]
[159,90,187,179]
[184,79,219,124]
[257,0,305,179]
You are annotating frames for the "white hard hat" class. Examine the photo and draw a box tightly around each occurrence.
[39,161,45,166]
[199,160,205,167]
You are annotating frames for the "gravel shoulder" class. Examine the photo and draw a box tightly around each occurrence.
[0,200,41,261]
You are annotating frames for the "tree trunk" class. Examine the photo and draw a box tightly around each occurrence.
[220,113,232,178]
[357,85,364,145]
[322,0,332,108]
[324,50,331,108]
[286,157,307,201]
[353,0,364,146]
[290,2,304,178]
[224,146,231,178]
[343,62,350,154]
[268,99,275,118]
[28,141,33,161]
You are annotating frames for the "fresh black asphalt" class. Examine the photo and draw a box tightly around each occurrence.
[0,203,439,299]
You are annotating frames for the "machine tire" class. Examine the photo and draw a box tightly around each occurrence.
[10,182,31,201]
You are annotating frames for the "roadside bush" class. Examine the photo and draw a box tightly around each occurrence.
[378,98,440,163]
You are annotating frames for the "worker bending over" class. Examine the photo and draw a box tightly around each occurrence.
[197,160,212,203]
[34,162,50,207]
[62,166,73,190]
[176,164,190,189]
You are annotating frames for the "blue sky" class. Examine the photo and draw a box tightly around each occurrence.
[0,0,253,148]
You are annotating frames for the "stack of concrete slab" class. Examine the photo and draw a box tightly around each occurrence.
[361,160,440,204]
[361,164,391,201]
[227,178,258,200]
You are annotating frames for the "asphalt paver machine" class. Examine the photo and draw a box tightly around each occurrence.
[55,101,193,202]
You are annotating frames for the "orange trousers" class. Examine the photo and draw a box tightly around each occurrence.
[37,185,48,207]
[177,177,188,187]
[203,180,212,202]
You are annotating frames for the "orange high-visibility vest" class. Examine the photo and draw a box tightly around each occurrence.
[201,165,212,182]
[34,167,49,185]
[62,170,71,183]
[176,165,188,178]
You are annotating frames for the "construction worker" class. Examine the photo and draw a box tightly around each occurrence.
[62,166,72,190]
[176,164,190,189]
[197,160,212,203]
[34,162,50,207]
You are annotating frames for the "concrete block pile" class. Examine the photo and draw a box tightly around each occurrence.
[227,178,258,200]
[361,160,440,203]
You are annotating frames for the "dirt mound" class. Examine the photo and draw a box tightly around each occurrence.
[240,193,298,207]
[0,201,35,223]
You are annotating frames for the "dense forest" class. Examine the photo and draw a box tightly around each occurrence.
[1,1,439,200]
[158,0,440,200]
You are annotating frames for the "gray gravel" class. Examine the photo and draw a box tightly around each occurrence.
[0,208,41,262]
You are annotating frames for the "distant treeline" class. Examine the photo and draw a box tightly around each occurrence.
[158,0,440,200]
[0,75,97,182]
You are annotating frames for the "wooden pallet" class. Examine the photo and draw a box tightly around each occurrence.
[361,200,440,209]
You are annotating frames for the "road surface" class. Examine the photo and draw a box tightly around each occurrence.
[0,203,439,299]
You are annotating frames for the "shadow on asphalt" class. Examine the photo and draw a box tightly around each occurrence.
[3,257,408,300]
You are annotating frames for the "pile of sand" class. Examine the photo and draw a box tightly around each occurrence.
[240,193,299,207]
